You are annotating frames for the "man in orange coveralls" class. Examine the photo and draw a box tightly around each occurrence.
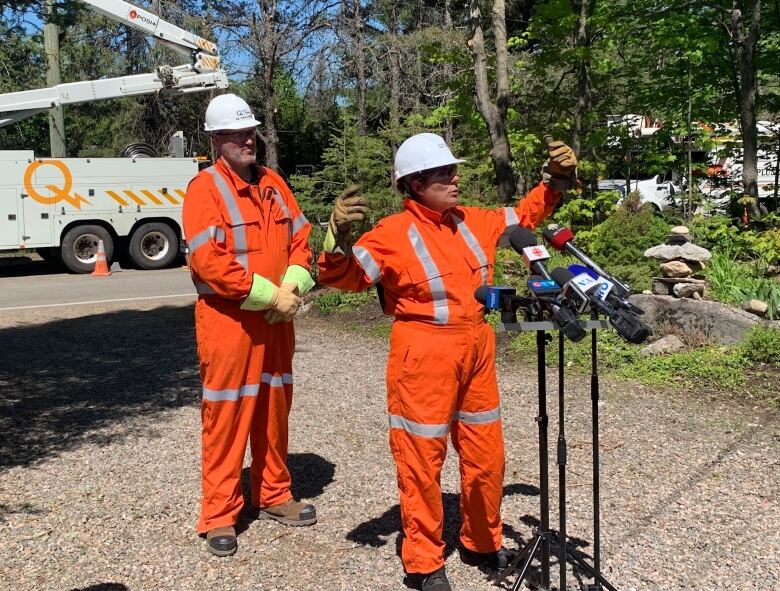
[184,93,317,557]
[317,133,577,590]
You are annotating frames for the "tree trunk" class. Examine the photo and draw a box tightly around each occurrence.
[570,0,593,159]
[44,0,65,157]
[468,0,516,202]
[443,0,454,145]
[731,0,761,201]
[254,0,280,171]
[388,1,401,158]
[350,0,367,135]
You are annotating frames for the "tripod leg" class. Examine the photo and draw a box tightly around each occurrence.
[557,332,567,591]
[509,535,543,591]
[536,330,551,590]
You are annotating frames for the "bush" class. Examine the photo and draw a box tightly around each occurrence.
[587,192,670,267]
[689,215,780,264]
[706,252,780,319]
[740,327,780,366]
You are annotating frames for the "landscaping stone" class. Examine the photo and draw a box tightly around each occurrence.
[651,279,671,295]
[671,225,690,234]
[639,334,685,357]
[628,294,775,344]
[692,291,702,300]
[660,261,692,278]
[677,242,712,262]
[743,299,768,317]
[645,244,681,261]
[665,233,689,245]
[673,282,705,298]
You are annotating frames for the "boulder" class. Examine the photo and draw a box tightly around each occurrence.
[660,261,692,278]
[645,244,681,261]
[742,299,768,317]
[673,282,705,298]
[639,334,685,357]
[678,242,712,262]
[628,294,780,345]
[671,225,690,234]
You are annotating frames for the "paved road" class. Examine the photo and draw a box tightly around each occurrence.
[0,258,195,310]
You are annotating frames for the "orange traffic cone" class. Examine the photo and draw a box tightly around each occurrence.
[92,239,112,277]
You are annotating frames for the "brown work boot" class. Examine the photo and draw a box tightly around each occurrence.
[206,526,237,557]
[257,499,317,526]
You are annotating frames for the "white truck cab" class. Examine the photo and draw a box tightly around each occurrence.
[599,172,682,211]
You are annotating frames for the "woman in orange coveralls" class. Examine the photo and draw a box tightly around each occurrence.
[317,133,577,590]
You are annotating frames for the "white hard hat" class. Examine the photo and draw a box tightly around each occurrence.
[204,93,261,132]
[393,133,464,185]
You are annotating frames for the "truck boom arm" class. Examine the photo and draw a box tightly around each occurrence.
[0,0,227,128]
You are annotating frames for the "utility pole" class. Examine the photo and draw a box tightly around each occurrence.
[44,0,66,157]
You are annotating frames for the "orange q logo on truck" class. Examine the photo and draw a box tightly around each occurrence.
[23,160,92,210]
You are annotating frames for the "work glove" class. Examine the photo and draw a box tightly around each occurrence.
[331,185,369,236]
[265,282,300,324]
[546,140,577,176]
[542,138,577,193]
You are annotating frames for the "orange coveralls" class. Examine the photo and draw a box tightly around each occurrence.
[183,159,312,533]
[317,182,559,574]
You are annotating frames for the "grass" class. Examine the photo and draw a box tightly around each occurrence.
[706,251,780,319]
[313,289,377,316]
[508,326,780,406]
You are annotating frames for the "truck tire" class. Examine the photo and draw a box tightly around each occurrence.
[61,225,114,274]
[128,222,179,270]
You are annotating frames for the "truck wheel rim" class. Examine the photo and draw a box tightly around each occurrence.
[73,234,100,263]
[141,231,170,261]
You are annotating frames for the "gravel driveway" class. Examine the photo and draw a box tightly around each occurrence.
[1,299,778,591]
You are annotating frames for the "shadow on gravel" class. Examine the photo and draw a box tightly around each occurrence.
[347,482,541,576]
[68,585,128,591]
[0,305,200,473]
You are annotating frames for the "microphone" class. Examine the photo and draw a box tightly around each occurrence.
[550,267,600,314]
[568,263,645,316]
[542,224,631,298]
[552,268,650,344]
[509,227,553,280]
[507,229,585,341]
[474,285,531,324]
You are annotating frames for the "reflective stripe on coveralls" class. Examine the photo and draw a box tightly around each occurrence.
[496,207,521,247]
[202,373,294,402]
[204,167,249,269]
[389,405,501,437]
[188,225,226,255]
[451,214,488,285]
[407,223,449,325]
[353,246,382,283]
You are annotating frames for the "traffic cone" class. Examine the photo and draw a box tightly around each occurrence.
[92,239,112,277]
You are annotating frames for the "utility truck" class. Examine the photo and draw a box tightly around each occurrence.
[0,0,228,272]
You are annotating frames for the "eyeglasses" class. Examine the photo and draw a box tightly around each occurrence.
[425,164,458,179]
[215,129,257,142]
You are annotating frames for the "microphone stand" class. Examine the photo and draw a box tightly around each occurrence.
[496,308,552,591]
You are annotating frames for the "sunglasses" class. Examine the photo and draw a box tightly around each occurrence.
[215,129,257,142]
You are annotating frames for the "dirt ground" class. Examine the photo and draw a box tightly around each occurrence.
[0,297,778,591]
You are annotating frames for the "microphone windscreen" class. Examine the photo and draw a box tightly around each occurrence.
[508,227,537,253]
[474,285,488,304]
[568,264,596,278]
[543,224,575,251]
[550,267,575,286]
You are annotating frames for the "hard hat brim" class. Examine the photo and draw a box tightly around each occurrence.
[204,117,262,132]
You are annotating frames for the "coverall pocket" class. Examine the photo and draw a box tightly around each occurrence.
[404,265,452,303]
[228,213,263,254]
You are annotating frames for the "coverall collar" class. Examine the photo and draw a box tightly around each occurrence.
[403,197,459,227]
[215,157,263,190]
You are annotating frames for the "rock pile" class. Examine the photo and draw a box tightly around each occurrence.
[644,226,711,299]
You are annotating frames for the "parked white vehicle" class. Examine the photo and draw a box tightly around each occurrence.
[598,172,682,211]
